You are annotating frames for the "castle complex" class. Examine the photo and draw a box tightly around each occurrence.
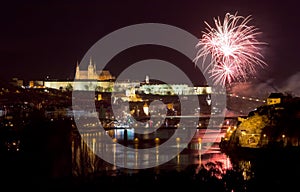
[75,58,115,81]
[32,57,212,97]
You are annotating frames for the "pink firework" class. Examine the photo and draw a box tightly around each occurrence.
[194,12,267,87]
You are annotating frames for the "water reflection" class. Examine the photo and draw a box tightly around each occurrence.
[72,127,232,177]
[3,113,298,191]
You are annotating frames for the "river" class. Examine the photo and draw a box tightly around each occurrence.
[1,115,299,191]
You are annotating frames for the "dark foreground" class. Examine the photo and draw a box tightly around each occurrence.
[1,115,300,192]
[1,140,300,192]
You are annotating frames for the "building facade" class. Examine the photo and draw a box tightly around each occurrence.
[75,58,115,81]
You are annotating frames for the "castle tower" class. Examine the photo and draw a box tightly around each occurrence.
[75,61,80,79]
[88,57,94,79]
[93,62,98,79]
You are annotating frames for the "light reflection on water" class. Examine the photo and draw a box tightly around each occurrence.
[72,127,232,176]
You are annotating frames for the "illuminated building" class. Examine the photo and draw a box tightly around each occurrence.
[10,77,23,87]
[267,92,283,105]
[35,58,212,96]
[75,57,115,81]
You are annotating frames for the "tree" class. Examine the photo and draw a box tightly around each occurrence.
[95,86,103,92]
[65,83,73,92]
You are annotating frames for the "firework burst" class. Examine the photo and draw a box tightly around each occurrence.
[194,12,267,87]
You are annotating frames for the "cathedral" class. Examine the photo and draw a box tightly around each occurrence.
[75,58,115,81]
[42,57,211,94]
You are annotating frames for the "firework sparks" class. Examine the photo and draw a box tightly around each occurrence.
[194,12,267,87]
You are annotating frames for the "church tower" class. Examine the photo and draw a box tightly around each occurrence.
[93,61,97,79]
[88,57,94,79]
[75,61,80,79]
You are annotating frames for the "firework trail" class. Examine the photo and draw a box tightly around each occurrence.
[194,12,267,87]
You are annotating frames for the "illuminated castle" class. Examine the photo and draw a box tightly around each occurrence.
[75,58,115,81]
[42,57,212,95]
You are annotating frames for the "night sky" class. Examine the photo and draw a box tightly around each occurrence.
[1,0,299,93]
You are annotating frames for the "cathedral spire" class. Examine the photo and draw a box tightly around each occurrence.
[89,56,93,66]
[88,57,95,79]
[75,60,80,79]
